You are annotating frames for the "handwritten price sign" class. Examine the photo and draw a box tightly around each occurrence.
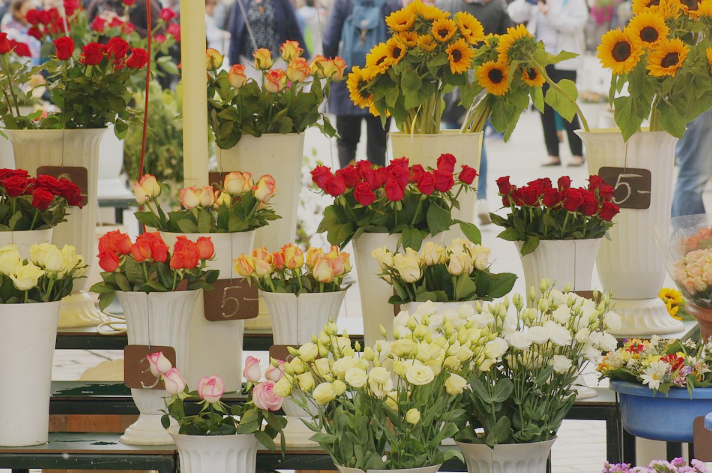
[203,279,259,321]
[124,345,176,390]
[598,167,652,210]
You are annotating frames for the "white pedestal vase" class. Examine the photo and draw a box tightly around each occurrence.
[577,129,684,335]
[0,301,61,446]
[262,290,346,447]
[216,133,304,252]
[0,228,52,256]
[389,131,483,242]
[336,465,442,473]
[403,301,477,315]
[5,128,108,328]
[97,124,132,201]
[117,290,199,446]
[160,231,255,392]
[456,439,556,473]
[169,426,260,473]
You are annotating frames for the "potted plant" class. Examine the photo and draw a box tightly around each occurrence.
[491,175,619,300]
[598,336,712,443]
[312,154,479,345]
[372,238,516,314]
[207,45,343,252]
[579,3,712,335]
[0,242,86,446]
[453,284,621,472]
[90,230,219,445]
[603,458,708,473]
[146,354,286,473]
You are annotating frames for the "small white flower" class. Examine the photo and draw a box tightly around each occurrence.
[550,355,573,374]
[394,310,410,329]
[552,306,571,325]
[506,331,532,351]
[603,311,622,331]
[641,360,669,390]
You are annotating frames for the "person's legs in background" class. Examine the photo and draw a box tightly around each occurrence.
[364,114,390,167]
[672,109,712,217]
[336,115,363,168]
[555,69,585,167]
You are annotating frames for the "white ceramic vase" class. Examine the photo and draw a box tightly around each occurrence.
[402,301,477,315]
[117,290,199,445]
[160,231,255,392]
[0,228,52,257]
[336,465,442,473]
[0,301,61,446]
[169,426,260,473]
[456,439,556,473]
[577,129,684,335]
[389,131,483,242]
[216,133,304,252]
[5,128,108,328]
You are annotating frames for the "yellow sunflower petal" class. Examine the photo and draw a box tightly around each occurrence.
[386,9,416,32]
[417,34,437,52]
[496,24,536,64]
[455,11,485,44]
[627,11,669,47]
[347,66,373,109]
[477,60,510,96]
[597,28,645,74]
[521,66,546,87]
[431,18,458,42]
[396,31,418,48]
[409,0,449,20]
[646,37,689,77]
[707,46,712,72]
[695,0,712,17]
[385,37,407,66]
[365,42,392,73]
[446,38,475,74]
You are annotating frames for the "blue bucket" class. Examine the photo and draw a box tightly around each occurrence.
[611,380,712,442]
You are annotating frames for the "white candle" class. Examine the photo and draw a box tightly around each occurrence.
[180,0,209,187]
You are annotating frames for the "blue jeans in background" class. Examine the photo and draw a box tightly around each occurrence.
[672,109,712,217]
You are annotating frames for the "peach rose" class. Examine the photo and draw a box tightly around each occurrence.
[253,48,273,70]
[264,68,287,93]
[228,64,248,88]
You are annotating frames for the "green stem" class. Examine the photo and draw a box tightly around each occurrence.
[1,55,20,117]
[30,208,39,231]
[411,197,424,226]
[529,56,589,132]
[649,95,661,131]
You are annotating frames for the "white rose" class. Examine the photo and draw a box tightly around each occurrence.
[375,340,392,361]
[458,303,475,318]
[527,326,550,345]
[332,356,358,378]
[60,244,82,277]
[575,328,590,344]
[548,289,568,307]
[484,338,509,359]
[587,331,603,347]
[456,345,474,362]
[394,310,410,328]
[29,243,53,268]
[371,247,394,270]
[583,343,602,363]
[444,373,467,395]
[10,262,45,291]
[298,343,319,362]
[344,367,368,388]
[445,311,464,327]
[415,300,438,317]
[313,382,336,404]
[599,333,618,352]
[369,377,393,398]
[447,254,466,276]
[0,246,22,276]
[547,324,573,347]
[405,364,435,385]
[471,245,491,271]
[551,355,573,374]
[428,313,444,331]
[393,252,423,283]
[368,366,391,385]
[552,306,571,325]
[421,241,446,265]
[394,326,411,339]
[471,310,495,329]
[603,311,622,331]
[506,331,532,351]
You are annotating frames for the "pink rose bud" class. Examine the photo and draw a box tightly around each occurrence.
[162,368,187,395]
[197,375,225,403]
[243,356,262,382]
[147,351,172,377]
[265,360,285,382]
[252,381,284,411]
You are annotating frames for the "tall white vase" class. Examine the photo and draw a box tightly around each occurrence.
[169,426,260,473]
[577,129,684,335]
[389,131,483,242]
[117,290,199,446]
[336,465,442,473]
[456,439,556,473]
[216,133,304,252]
[160,231,255,392]
[0,228,52,257]
[0,301,61,446]
[403,301,477,315]
[262,290,346,447]
[5,128,108,328]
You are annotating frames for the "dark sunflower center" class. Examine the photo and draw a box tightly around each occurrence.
[438,29,449,38]
[682,0,699,10]
[358,80,369,98]
[648,0,661,6]
[612,41,632,62]
[640,26,659,43]
[376,56,386,65]
[526,68,537,80]
[488,68,504,84]
[452,49,462,62]
[393,47,402,58]
[662,52,680,68]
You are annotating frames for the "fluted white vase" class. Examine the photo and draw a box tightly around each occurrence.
[5,128,107,328]
[169,426,260,473]
[0,228,52,257]
[456,439,555,473]
[577,129,684,335]
[336,465,442,473]
[160,231,255,392]
[117,290,199,446]
[402,301,478,315]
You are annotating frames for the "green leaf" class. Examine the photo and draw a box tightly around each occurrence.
[426,203,451,236]
[459,222,481,244]
[497,227,522,242]
[401,226,424,250]
[177,219,199,233]
[485,416,512,447]
[520,234,540,256]
[544,79,578,122]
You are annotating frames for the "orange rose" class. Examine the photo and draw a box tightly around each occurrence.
[286,57,311,83]
[281,243,304,270]
[310,55,329,78]
[196,237,214,259]
[228,64,248,88]
[253,48,273,70]
[280,40,303,61]
[98,250,120,272]
[254,175,277,202]
[206,48,223,71]
[234,254,256,277]
[264,69,287,93]
[332,57,347,80]
[252,247,273,264]
[170,236,201,270]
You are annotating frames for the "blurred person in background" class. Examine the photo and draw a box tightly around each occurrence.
[297,0,326,56]
[206,0,230,54]
[1,0,41,64]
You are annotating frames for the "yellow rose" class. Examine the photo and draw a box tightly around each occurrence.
[10,262,45,291]
[312,382,336,405]
[425,358,442,376]
[273,376,293,397]
[228,64,248,88]
[332,379,347,396]
[297,372,316,392]
[280,40,303,61]
[393,250,423,283]
[305,247,324,268]
[345,367,368,388]
[371,247,394,270]
[282,243,305,270]
[0,245,22,276]
[298,342,318,362]
[31,243,63,272]
[206,48,223,70]
[421,242,446,265]
[59,244,82,278]
[385,391,398,410]
[234,254,256,277]
[290,358,307,375]
[253,48,274,70]
[405,364,435,386]
[313,358,332,377]
[312,257,335,283]
[406,408,421,425]
[136,174,161,200]
[444,373,467,395]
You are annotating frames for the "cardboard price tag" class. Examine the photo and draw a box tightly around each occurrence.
[37,166,89,206]
[598,167,652,210]
[269,345,298,363]
[204,279,259,321]
[124,345,176,390]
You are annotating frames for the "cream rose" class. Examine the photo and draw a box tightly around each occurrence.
[405,364,435,386]
[371,247,394,270]
[332,380,347,396]
[10,262,45,291]
[421,242,445,265]
[444,373,467,395]
[332,356,358,378]
[506,331,532,351]
[0,246,22,276]
[551,355,573,374]
[298,343,319,362]
[406,408,421,425]
[273,376,293,397]
[345,367,368,388]
[393,251,422,283]
[484,338,508,359]
[313,382,336,405]
[471,245,491,271]
[391,339,417,358]
[297,372,316,392]
[368,367,391,385]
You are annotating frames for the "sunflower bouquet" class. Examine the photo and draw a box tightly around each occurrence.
[597,0,712,141]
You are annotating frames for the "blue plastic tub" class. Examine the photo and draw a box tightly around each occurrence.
[611,380,712,442]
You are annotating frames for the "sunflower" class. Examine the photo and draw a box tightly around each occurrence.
[496,24,536,64]
[627,11,669,47]
[696,0,712,17]
[397,31,418,48]
[365,42,392,74]
[455,11,485,44]
[596,28,644,74]
[431,18,457,42]
[409,0,449,20]
[477,61,510,96]
[385,37,407,66]
[417,34,437,52]
[347,66,373,109]
[632,0,662,12]
[633,0,682,18]
[679,0,701,15]
[521,67,545,87]
[646,38,689,76]
[386,9,416,32]
[446,38,475,74]
[659,288,685,320]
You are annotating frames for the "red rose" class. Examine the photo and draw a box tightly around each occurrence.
[436,153,457,173]
[389,166,409,189]
[599,201,620,221]
[98,250,120,272]
[514,186,538,206]
[600,183,615,202]
[28,26,43,40]
[122,0,137,5]
[528,178,552,195]
[60,181,83,207]
[459,165,478,185]
[126,48,149,69]
[417,172,435,195]
[109,17,124,28]
[580,191,598,216]
[11,41,31,58]
[385,177,405,201]
[167,23,181,41]
[310,165,333,189]
[335,165,359,188]
[0,33,11,55]
[154,34,166,44]
[4,176,29,196]
[433,169,455,192]
[410,164,425,183]
[159,7,178,22]
[37,10,50,25]
[0,169,27,181]
[542,188,561,208]
[356,160,372,178]
[363,169,383,190]
[502,195,511,206]
[133,232,169,262]
[36,174,62,194]
[353,182,376,206]
[196,236,214,259]
[558,176,572,190]
[99,230,133,255]
[170,236,201,269]
[53,37,75,61]
[588,175,604,192]
[324,175,346,197]
[107,37,130,60]
[496,176,513,195]
[122,22,135,34]
[80,42,104,65]
[31,188,55,210]
[563,188,584,212]
[388,157,409,171]
[26,9,40,25]
[64,0,80,16]
[376,167,390,186]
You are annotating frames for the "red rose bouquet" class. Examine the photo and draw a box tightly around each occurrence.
[90,230,220,310]
[0,168,83,231]
[313,154,480,249]
[492,175,620,255]
[0,33,46,129]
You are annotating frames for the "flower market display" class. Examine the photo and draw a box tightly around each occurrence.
[603,458,708,473]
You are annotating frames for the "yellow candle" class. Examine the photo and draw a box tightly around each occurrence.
[180,0,209,187]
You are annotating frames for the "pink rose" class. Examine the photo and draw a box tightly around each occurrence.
[147,351,172,377]
[197,375,225,403]
[162,368,187,395]
[243,356,262,382]
[265,360,285,382]
[252,381,284,411]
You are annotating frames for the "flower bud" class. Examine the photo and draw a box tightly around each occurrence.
[539,278,550,293]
